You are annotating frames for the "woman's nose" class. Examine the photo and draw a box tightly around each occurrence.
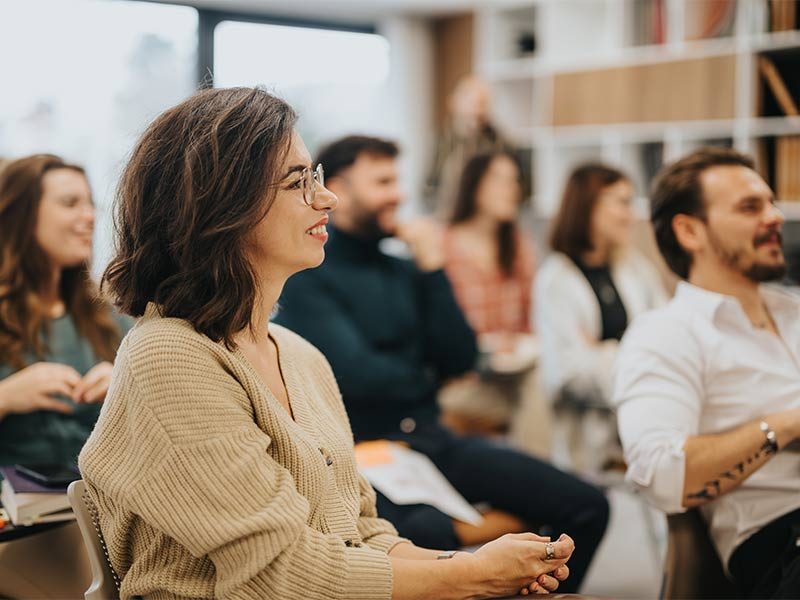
[313,185,338,211]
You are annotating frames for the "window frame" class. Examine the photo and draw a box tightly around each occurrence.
[196,7,377,87]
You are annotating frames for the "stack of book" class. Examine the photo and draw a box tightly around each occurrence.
[0,467,74,526]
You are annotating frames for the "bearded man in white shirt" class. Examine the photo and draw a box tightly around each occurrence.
[614,147,800,598]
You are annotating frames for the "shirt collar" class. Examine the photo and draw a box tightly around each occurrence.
[674,280,800,325]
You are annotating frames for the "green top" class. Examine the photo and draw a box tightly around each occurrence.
[0,312,132,466]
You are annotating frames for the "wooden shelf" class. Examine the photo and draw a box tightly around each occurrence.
[477,0,800,218]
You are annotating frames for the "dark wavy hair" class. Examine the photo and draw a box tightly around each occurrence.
[103,87,297,347]
[651,147,755,279]
[549,163,628,262]
[0,154,121,369]
[450,150,523,276]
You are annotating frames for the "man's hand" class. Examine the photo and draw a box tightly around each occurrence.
[395,218,445,272]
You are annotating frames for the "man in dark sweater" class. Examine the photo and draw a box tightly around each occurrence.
[275,135,609,592]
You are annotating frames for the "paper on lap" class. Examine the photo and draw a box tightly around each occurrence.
[355,441,484,526]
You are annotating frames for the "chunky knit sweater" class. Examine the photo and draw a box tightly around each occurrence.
[79,307,404,599]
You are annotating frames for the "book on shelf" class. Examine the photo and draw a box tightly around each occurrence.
[685,0,736,40]
[770,0,798,33]
[776,135,800,202]
[0,466,74,526]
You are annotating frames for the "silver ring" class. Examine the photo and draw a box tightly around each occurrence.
[545,542,555,560]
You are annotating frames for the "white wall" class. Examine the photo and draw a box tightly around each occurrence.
[377,15,436,217]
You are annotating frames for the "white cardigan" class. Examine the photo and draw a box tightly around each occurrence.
[534,250,668,405]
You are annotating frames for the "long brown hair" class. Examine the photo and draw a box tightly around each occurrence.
[450,150,523,276]
[549,163,628,262]
[0,154,121,369]
[103,87,297,348]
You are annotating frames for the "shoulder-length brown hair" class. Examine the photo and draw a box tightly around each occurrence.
[450,150,523,276]
[0,154,121,369]
[103,87,297,347]
[549,163,628,262]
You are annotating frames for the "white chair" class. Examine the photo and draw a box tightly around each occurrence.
[67,480,121,600]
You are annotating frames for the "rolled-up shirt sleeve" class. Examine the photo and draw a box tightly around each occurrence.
[613,314,704,514]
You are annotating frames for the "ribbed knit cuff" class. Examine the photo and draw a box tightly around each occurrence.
[343,546,393,600]
[364,532,410,555]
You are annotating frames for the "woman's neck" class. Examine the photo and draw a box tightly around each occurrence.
[234,272,286,348]
[458,213,501,240]
[580,240,612,267]
[41,266,64,316]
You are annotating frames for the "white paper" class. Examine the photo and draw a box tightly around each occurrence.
[360,444,484,526]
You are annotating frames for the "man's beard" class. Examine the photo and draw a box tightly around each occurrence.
[707,227,787,282]
[352,211,389,241]
[349,192,396,241]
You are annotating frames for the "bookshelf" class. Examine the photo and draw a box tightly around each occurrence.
[475,0,800,217]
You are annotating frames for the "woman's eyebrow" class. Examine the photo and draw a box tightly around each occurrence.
[284,164,309,178]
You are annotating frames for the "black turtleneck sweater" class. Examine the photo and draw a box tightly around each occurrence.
[274,226,478,439]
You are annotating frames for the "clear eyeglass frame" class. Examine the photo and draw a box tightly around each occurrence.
[301,164,325,206]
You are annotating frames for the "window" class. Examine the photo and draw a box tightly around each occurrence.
[213,20,391,153]
[0,0,197,270]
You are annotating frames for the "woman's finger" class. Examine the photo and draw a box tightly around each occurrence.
[37,396,74,414]
[553,565,570,581]
[510,532,551,543]
[537,574,560,592]
[83,378,109,403]
[542,537,574,561]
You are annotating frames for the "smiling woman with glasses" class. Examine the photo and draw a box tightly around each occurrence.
[78,86,574,600]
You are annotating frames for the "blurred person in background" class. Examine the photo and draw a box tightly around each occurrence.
[615,148,800,598]
[425,75,511,216]
[0,154,130,466]
[277,135,609,593]
[440,149,550,457]
[0,154,130,598]
[535,163,667,474]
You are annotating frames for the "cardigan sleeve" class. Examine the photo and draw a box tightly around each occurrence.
[111,328,394,600]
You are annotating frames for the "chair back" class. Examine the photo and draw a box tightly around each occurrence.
[661,509,739,599]
[67,480,121,600]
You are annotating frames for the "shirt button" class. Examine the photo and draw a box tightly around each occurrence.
[344,539,353,547]
[319,448,333,466]
[400,417,416,433]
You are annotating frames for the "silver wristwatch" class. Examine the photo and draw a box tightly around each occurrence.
[760,420,779,454]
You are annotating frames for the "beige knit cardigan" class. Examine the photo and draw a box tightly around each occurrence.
[79,308,404,599]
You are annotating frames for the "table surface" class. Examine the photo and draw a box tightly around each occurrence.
[0,517,70,543]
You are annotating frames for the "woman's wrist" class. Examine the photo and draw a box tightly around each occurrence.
[442,552,486,599]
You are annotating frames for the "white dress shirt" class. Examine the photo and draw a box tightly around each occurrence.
[614,281,800,567]
[535,250,667,404]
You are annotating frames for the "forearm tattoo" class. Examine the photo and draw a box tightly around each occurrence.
[687,439,777,502]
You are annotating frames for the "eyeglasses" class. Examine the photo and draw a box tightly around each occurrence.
[299,164,325,206]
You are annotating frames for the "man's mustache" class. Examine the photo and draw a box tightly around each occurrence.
[754,229,783,247]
